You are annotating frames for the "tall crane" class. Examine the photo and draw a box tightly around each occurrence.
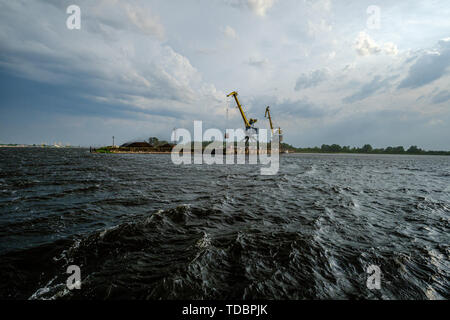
[227,91,258,133]
[265,106,282,137]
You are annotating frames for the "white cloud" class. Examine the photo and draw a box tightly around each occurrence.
[222,25,238,39]
[0,0,223,119]
[247,0,276,16]
[124,4,165,39]
[226,0,276,16]
[307,18,332,37]
[354,32,399,56]
[438,37,450,49]
[1,0,450,148]
[383,42,399,56]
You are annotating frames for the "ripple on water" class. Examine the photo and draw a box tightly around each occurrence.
[0,149,449,299]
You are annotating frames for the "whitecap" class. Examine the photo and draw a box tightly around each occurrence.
[196,232,211,249]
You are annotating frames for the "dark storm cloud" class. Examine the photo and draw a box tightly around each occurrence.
[342,75,398,104]
[295,69,329,91]
[1,0,449,148]
[277,99,329,118]
[249,95,328,119]
[398,43,450,89]
[0,72,192,121]
[432,90,450,104]
[0,0,223,123]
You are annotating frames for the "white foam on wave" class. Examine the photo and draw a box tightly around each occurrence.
[296,165,317,178]
[305,165,317,175]
[196,232,211,249]
[99,225,119,239]
[351,198,360,209]
[28,276,69,300]
[425,285,441,300]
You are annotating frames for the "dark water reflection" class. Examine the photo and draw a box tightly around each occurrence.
[0,148,448,299]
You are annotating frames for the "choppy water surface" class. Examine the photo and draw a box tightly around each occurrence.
[0,148,449,299]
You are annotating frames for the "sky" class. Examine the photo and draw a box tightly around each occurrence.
[0,0,449,149]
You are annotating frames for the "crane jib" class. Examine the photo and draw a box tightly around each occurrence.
[227,91,257,131]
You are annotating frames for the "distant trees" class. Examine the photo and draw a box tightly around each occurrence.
[148,137,159,146]
[148,137,170,147]
[320,144,372,153]
[361,144,373,153]
[142,137,449,156]
[321,144,332,152]
[342,146,351,153]
[407,145,423,154]
[280,143,450,155]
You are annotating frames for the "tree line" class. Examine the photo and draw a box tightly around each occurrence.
[281,143,450,155]
[147,137,450,156]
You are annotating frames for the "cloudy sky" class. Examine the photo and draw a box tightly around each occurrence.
[0,0,449,149]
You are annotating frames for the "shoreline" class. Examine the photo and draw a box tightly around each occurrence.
[2,146,447,156]
[90,150,450,156]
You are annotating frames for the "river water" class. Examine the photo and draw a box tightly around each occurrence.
[0,148,448,299]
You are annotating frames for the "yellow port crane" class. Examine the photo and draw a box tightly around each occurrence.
[265,106,282,136]
[227,91,258,132]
